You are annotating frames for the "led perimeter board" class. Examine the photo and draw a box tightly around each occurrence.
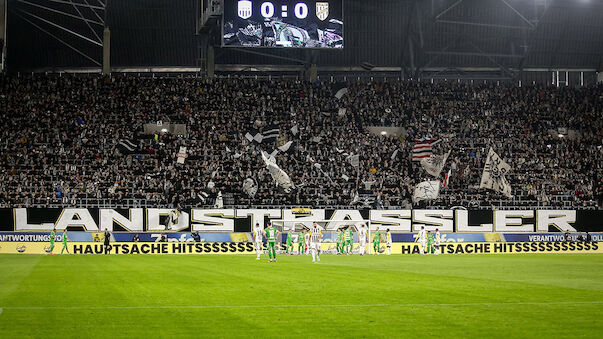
[223,0,343,48]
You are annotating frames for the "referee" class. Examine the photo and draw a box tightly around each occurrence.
[104,228,112,254]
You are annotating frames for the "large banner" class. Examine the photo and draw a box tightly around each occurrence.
[1,208,602,233]
[1,232,602,244]
[1,241,600,255]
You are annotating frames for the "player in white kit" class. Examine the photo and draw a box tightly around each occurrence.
[252,223,263,260]
[310,222,322,262]
[416,226,427,255]
[358,224,368,255]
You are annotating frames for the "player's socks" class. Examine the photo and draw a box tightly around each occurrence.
[311,250,316,262]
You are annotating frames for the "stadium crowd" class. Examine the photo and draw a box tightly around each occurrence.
[0,74,601,209]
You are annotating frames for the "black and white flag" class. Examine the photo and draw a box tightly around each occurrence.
[413,180,440,203]
[480,148,512,198]
[246,125,280,144]
[242,178,258,198]
[117,139,140,154]
[420,150,451,177]
[333,83,348,99]
[262,124,280,144]
[245,128,262,143]
[391,149,399,160]
[277,140,294,153]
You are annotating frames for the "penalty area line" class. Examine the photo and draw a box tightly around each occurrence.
[1,301,602,310]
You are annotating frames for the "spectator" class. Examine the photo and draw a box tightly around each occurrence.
[191,231,201,242]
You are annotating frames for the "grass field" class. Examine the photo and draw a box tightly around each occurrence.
[1,253,602,338]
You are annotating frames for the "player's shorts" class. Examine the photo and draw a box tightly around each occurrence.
[419,239,426,247]
[359,238,366,246]
[434,241,440,247]
[387,242,392,248]
[254,241,262,249]
[310,242,321,250]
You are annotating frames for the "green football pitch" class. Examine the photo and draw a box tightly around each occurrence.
[1,253,602,338]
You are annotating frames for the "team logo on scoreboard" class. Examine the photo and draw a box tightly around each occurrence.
[237,0,253,20]
[316,2,329,21]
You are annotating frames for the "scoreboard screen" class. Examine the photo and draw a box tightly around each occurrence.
[223,0,343,49]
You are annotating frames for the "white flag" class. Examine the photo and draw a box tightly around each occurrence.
[242,178,258,198]
[480,148,512,198]
[176,146,188,164]
[270,149,279,159]
[261,152,294,192]
[391,149,399,160]
[420,150,451,177]
[214,191,223,208]
[413,180,440,203]
[245,132,254,142]
[278,141,293,152]
[335,87,348,99]
[291,125,299,136]
[347,154,360,167]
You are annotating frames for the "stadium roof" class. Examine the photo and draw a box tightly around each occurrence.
[6,0,603,75]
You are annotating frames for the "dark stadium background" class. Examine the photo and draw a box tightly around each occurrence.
[4,0,603,85]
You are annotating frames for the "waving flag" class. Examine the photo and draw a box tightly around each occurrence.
[412,137,440,161]
[413,180,441,203]
[242,178,258,198]
[480,148,512,198]
[261,151,294,192]
[117,139,140,154]
[420,150,451,177]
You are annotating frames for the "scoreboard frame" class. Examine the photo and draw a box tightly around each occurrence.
[221,0,345,49]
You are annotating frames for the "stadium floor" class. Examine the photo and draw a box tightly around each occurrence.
[0,253,602,338]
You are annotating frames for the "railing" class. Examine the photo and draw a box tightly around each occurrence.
[2,196,599,210]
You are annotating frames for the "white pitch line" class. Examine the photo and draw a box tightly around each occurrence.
[1,301,602,311]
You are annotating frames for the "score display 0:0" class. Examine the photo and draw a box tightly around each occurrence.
[259,2,309,19]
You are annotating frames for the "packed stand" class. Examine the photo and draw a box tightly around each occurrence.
[0,74,601,209]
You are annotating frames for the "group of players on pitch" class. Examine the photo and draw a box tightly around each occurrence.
[252,222,442,262]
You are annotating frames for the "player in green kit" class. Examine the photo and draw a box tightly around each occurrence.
[427,231,435,254]
[336,228,343,254]
[61,229,70,254]
[372,227,381,255]
[286,230,294,255]
[345,226,353,254]
[48,228,56,255]
[263,222,279,262]
[298,229,305,255]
